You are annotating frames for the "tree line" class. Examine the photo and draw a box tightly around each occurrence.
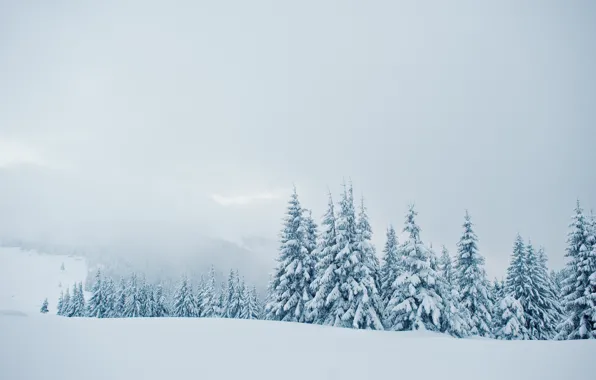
[50,266,264,320]
[264,183,595,340]
[45,182,595,340]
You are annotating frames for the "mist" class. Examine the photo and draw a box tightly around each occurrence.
[1,1,595,283]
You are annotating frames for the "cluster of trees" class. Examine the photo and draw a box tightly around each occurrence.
[46,181,595,340]
[53,266,264,320]
[265,183,596,340]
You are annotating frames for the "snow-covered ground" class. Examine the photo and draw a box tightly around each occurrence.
[0,247,88,316]
[0,247,594,380]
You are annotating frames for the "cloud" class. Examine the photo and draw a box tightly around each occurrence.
[0,139,47,168]
[211,190,286,206]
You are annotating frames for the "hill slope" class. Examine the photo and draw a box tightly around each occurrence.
[0,248,593,380]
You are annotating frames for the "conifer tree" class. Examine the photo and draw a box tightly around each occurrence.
[307,192,339,324]
[173,275,198,317]
[238,279,249,319]
[143,282,157,317]
[357,197,381,291]
[56,290,64,316]
[266,188,314,323]
[226,270,242,319]
[380,225,401,309]
[384,206,442,331]
[113,278,127,318]
[63,288,71,316]
[195,276,206,317]
[87,269,107,318]
[438,246,470,337]
[455,211,493,337]
[40,298,49,314]
[246,286,263,320]
[558,201,596,339]
[68,282,86,317]
[216,281,227,317]
[303,209,319,256]
[123,273,143,318]
[493,294,528,340]
[201,266,218,318]
[325,183,383,329]
[103,277,116,318]
[536,247,564,339]
[154,284,169,317]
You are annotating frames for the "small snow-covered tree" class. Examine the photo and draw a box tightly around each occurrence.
[143,282,157,317]
[455,211,493,337]
[201,266,218,318]
[87,269,107,318]
[307,192,339,324]
[384,206,442,332]
[266,187,314,323]
[60,262,65,271]
[535,247,564,338]
[238,279,248,319]
[493,295,528,340]
[40,298,49,314]
[558,201,596,339]
[245,286,263,320]
[194,276,206,317]
[357,196,381,292]
[103,277,116,318]
[69,282,86,317]
[173,275,197,318]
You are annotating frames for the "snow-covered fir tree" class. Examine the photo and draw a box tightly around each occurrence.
[154,284,169,317]
[113,278,127,318]
[324,183,383,330]
[455,211,493,337]
[87,269,107,318]
[225,270,242,319]
[40,298,49,314]
[56,290,64,316]
[216,281,227,317]
[173,275,198,318]
[68,282,86,317]
[307,192,339,324]
[384,206,442,332]
[103,277,116,318]
[493,294,528,340]
[380,225,401,324]
[201,266,218,318]
[244,286,263,320]
[266,188,314,323]
[143,282,157,317]
[437,246,470,337]
[194,276,206,317]
[62,288,71,316]
[357,196,381,293]
[303,209,318,256]
[123,273,143,318]
[505,235,534,339]
[536,247,564,338]
[238,279,248,319]
[558,201,596,339]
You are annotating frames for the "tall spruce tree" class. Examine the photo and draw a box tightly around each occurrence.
[380,225,401,313]
[123,273,143,318]
[536,247,564,339]
[455,211,493,337]
[505,235,533,339]
[307,192,339,324]
[56,290,64,316]
[357,197,381,292]
[87,269,107,318]
[201,266,218,318]
[173,275,197,317]
[438,246,470,337]
[266,188,314,323]
[103,277,116,318]
[63,288,71,316]
[323,183,383,329]
[384,206,442,331]
[558,201,596,339]
[216,281,227,317]
[225,270,242,319]
[154,284,169,317]
[113,278,127,318]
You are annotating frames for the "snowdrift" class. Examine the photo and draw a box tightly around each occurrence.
[0,248,593,380]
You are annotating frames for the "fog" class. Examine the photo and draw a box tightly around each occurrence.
[1,1,595,282]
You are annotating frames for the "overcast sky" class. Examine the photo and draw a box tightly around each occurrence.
[1,1,595,278]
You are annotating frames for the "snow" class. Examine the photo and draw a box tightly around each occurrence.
[1,247,594,380]
[0,247,88,316]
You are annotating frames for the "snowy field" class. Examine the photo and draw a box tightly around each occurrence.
[0,248,594,380]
